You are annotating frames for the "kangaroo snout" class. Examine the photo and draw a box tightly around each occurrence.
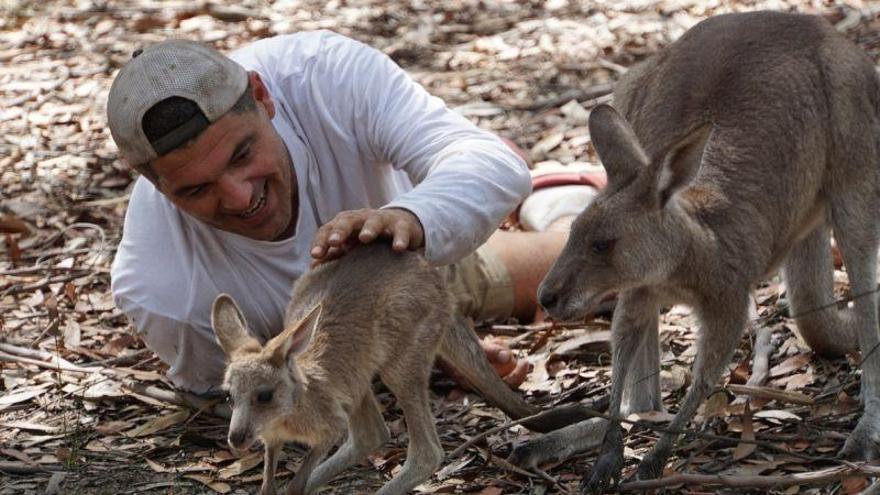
[538,286,559,313]
[228,428,253,451]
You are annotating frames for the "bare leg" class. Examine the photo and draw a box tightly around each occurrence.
[485,230,568,321]
[636,292,748,480]
[260,442,281,495]
[582,289,659,492]
[305,393,390,492]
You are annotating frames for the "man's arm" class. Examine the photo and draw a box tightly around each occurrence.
[309,34,531,265]
[115,296,227,395]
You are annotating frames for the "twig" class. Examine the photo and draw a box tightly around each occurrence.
[30,317,60,348]
[727,384,814,406]
[507,83,614,112]
[0,270,92,296]
[617,464,869,491]
[449,407,581,459]
[0,265,87,276]
[0,342,95,373]
[81,348,152,367]
[452,403,831,462]
[0,461,59,474]
[123,382,231,419]
[532,465,572,494]
[0,350,103,374]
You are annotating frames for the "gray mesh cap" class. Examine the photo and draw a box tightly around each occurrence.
[107,39,248,166]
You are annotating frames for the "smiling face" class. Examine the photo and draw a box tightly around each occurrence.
[150,72,296,241]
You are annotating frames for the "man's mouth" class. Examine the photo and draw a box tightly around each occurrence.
[239,181,268,219]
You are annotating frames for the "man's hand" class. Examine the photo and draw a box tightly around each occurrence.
[310,208,425,262]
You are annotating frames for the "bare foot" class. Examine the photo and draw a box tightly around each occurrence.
[439,338,530,390]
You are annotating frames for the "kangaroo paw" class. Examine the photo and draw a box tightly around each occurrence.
[579,446,623,494]
[842,410,880,461]
[508,418,607,469]
[508,436,563,470]
[635,450,666,480]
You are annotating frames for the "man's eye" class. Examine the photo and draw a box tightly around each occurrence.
[256,390,273,404]
[186,185,207,197]
[590,239,616,255]
[234,147,251,163]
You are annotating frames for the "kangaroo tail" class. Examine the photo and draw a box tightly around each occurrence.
[438,315,595,433]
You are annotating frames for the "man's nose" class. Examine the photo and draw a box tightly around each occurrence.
[218,175,252,211]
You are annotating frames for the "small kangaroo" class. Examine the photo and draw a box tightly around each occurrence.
[212,244,581,495]
[538,11,880,491]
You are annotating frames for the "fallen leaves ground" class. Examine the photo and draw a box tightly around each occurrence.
[2,1,880,493]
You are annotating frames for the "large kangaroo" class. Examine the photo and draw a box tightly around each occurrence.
[212,244,583,495]
[538,11,880,491]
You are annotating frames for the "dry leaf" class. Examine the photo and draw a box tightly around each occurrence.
[0,384,51,411]
[729,357,750,384]
[99,334,138,356]
[842,475,869,494]
[184,474,231,494]
[769,352,812,378]
[754,409,801,422]
[0,215,30,234]
[218,451,263,479]
[145,458,169,473]
[125,410,189,437]
[698,390,729,420]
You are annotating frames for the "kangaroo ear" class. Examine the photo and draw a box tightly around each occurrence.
[588,104,649,189]
[211,294,257,356]
[651,122,712,208]
[269,304,322,368]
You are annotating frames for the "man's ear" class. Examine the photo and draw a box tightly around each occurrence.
[650,122,712,208]
[211,294,258,356]
[247,71,275,119]
[588,104,650,189]
[268,305,322,368]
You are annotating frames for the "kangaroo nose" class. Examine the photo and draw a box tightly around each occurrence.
[539,290,558,311]
[228,430,248,449]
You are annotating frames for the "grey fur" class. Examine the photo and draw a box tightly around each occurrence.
[538,11,880,491]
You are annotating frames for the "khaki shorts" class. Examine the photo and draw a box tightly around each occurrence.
[442,243,514,322]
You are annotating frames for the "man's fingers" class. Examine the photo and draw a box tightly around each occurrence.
[327,214,366,246]
[391,220,411,251]
[312,208,424,260]
[311,212,368,258]
[358,215,385,243]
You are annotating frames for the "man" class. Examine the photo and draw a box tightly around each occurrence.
[107,31,591,395]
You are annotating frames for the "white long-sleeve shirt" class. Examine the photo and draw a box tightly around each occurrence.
[110,31,530,393]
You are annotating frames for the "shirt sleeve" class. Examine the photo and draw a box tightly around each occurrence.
[320,34,532,265]
[114,295,227,395]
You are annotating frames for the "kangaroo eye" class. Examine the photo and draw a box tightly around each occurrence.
[256,390,274,404]
[591,240,616,255]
